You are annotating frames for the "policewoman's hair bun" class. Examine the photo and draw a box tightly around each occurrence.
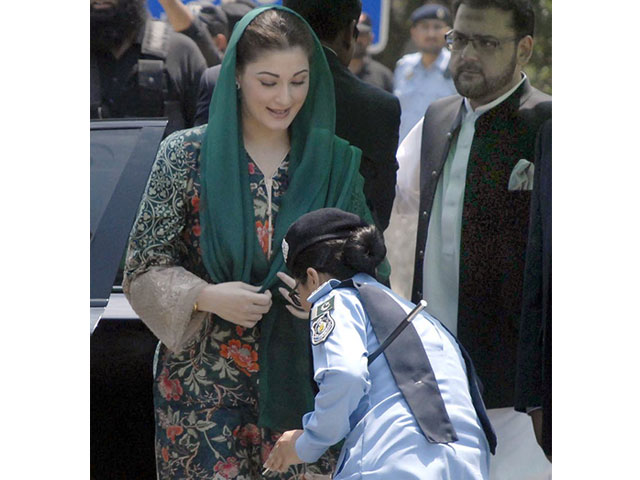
[342,225,387,275]
[284,208,386,280]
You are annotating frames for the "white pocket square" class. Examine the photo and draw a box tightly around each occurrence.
[508,159,535,191]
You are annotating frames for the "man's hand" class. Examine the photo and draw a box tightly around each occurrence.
[263,429,304,473]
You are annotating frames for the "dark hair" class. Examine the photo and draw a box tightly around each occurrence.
[236,9,314,72]
[197,5,229,38]
[290,224,386,282]
[452,0,535,38]
[283,0,362,42]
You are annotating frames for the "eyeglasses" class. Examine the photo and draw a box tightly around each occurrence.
[444,30,519,54]
[288,281,302,308]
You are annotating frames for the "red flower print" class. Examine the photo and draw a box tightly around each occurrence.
[166,425,184,443]
[255,220,270,256]
[192,224,201,237]
[248,162,256,175]
[191,195,200,213]
[214,457,240,479]
[235,326,245,337]
[157,368,184,401]
[220,339,259,375]
[235,423,262,447]
[161,447,169,463]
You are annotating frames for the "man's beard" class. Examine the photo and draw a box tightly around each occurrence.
[90,0,148,53]
[452,51,517,102]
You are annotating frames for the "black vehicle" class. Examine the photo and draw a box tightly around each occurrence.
[90,119,166,479]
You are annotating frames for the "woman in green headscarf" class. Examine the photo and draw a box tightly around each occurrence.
[123,5,377,479]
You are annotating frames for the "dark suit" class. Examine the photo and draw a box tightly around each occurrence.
[324,48,400,231]
[193,50,401,231]
[515,119,552,456]
[411,79,551,409]
[194,64,222,126]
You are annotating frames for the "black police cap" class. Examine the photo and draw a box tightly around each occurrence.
[410,4,452,25]
[283,208,368,270]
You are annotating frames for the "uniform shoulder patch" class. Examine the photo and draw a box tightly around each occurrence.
[312,296,335,320]
[311,312,335,345]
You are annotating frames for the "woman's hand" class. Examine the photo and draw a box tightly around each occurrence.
[196,282,272,328]
[276,272,309,319]
[263,429,304,473]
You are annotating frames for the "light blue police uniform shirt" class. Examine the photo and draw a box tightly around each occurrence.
[394,49,457,142]
[295,273,490,480]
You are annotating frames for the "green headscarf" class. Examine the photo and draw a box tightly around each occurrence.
[199,5,370,430]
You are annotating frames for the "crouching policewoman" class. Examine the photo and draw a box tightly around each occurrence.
[264,208,496,479]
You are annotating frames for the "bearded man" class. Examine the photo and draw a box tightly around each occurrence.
[388,0,551,478]
[90,0,206,136]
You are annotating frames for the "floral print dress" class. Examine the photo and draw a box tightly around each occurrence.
[125,126,336,479]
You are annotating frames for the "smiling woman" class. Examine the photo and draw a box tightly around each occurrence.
[122,5,377,480]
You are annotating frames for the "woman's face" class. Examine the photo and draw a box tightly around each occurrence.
[237,47,310,134]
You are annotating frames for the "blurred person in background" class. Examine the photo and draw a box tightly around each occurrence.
[348,13,394,93]
[188,1,230,53]
[90,0,206,136]
[158,0,223,66]
[394,3,456,142]
[221,0,256,34]
[194,0,256,126]
[284,0,401,234]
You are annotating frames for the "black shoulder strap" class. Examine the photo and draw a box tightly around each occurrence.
[334,279,497,454]
[335,279,457,445]
[436,319,497,454]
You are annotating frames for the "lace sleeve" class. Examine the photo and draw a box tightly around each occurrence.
[123,128,208,351]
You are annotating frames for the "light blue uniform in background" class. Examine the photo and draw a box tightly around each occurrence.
[394,49,456,142]
[295,273,490,479]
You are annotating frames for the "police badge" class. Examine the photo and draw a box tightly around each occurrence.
[311,311,335,345]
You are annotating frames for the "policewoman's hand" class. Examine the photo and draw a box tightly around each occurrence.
[263,429,304,473]
[195,282,272,328]
[276,271,308,319]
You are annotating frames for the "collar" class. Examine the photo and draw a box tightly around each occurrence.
[322,44,339,58]
[410,48,450,73]
[307,273,376,304]
[307,279,339,304]
[463,72,526,117]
